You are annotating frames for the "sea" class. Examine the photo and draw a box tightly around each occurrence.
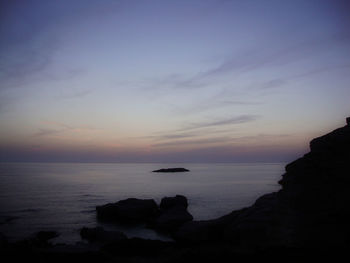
[0,162,285,244]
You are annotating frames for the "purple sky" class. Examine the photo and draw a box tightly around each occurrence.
[0,0,349,163]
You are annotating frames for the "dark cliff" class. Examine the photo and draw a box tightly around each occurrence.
[175,118,350,249]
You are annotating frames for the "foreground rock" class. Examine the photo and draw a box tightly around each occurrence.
[0,232,7,247]
[175,118,350,249]
[97,195,194,232]
[80,227,127,244]
[152,168,190,173]
[25,231,60,247]
[96,198,158,223]
[35,231,59,243]
[160,195,188,209]
[101,237,175,258]
[152,195,193,232]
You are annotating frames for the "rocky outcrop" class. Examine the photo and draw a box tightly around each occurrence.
[152,168,190,173]
[96,198,159,223]
[175,118,350,249]
[34,231,59,244]
[101,238,175,258]
[80,227,127,244]
[160,195,188,209]
[152,195,193,232]
[96,195,194,232]
[276,118,350,247]
[0,232,7,247]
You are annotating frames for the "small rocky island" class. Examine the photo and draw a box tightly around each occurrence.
[152,168,190,173]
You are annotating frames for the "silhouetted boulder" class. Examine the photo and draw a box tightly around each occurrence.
[152,168,189,173]
[0,232,7,248]
[22,231,60,248]
[35,231,59,243]
[173,208,244,244]
[151,195,193,232]
[160,195,188,209]
[101,237,175,257]
[96,198,159,223]
[80,227,127,244]
[154,206,193,231]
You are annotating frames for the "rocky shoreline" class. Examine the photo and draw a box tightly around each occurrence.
[1,118,349,262]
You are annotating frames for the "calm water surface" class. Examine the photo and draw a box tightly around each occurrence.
[0,162,284,243]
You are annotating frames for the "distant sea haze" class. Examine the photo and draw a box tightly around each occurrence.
[0,162,284,244]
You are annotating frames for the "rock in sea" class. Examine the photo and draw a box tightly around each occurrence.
[96,198,159,223]
[152,195,193,232]
[160,195,188,209]
[152,168,190,173]
[80,227,127,244]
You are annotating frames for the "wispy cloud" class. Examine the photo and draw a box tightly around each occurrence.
[172,98,263,116]
[55,88,93,100]
[180,114,260,131]
[151,133,290,148]
[204,33,350,79]
[151,132,199,140]
[33,122,100,137]
[0,2,86,91]
[254,63,350,91]
[221,100,262,105]
[140,33,350,94]
[136,127,238,143]
[152,136,232,147]
[33,128,65,137]
[286,64,350,81]
[139,115,260,145]
[259,79,287,90]
[144,115,261,149]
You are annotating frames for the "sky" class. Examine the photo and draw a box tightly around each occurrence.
[0,0,349,163]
